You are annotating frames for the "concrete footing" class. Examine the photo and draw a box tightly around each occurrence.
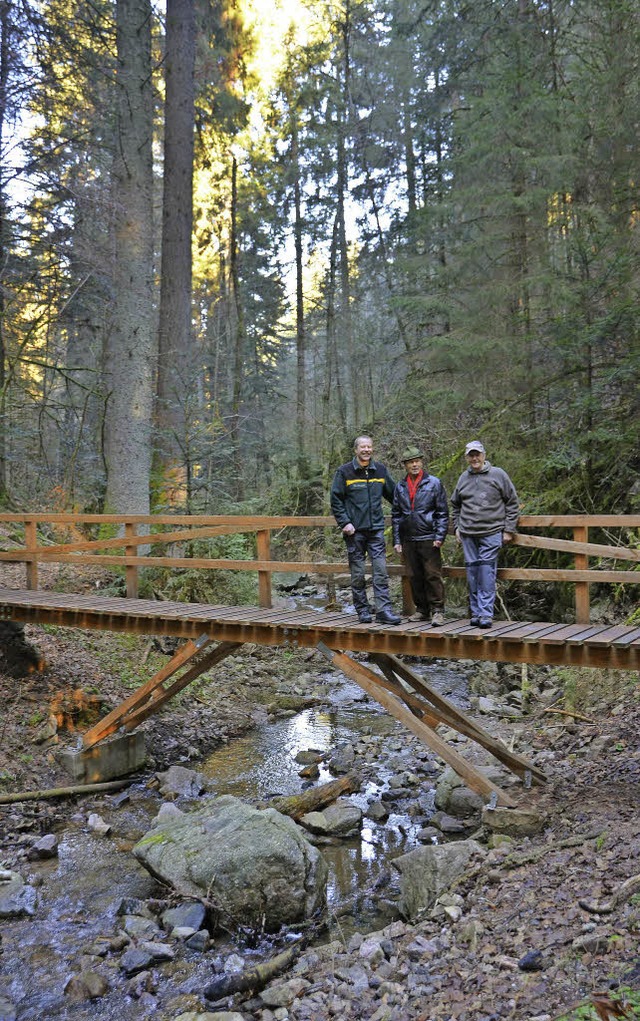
[58,731,146,783]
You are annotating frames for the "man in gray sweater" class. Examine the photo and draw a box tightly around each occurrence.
[450,441,520,628]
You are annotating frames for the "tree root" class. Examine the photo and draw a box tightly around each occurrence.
[579,872,640,915]
[499,830,603,869]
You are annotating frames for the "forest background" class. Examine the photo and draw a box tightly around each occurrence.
[1,0,639,579]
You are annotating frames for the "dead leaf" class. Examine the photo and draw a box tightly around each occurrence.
[590,992,632,1020]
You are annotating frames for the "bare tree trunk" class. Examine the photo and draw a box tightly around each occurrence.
[336,1,355,427]
[155,0,196,499]
[229,154,245,501]
[292,116,307,473]
[0,0,10,502]
[322,212,347,454]
[104,0,155,514]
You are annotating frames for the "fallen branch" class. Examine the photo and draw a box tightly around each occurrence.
[259,773,360,820]
[579,872,640,915]
[541,707,596,724]
[500,830,603,869]
[0,779,132,804]
[203,942,301,1001]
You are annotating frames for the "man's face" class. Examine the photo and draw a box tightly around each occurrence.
[355,437,373,465]
[466,449,486,472]
[404,457,423,478]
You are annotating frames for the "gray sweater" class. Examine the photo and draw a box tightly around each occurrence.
[451,461,520,536]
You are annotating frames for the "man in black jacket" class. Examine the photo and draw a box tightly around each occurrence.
[392,446,449,626]
[330,436,401,625]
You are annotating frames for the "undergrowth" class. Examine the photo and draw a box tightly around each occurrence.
[555,986,640,1020]
[553,666,639,714]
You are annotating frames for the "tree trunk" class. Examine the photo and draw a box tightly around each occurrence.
[292,115,306,473]
[104,0,155,515]
[229,153,245,501]
[0,0,10,502]
[155,0,196,500]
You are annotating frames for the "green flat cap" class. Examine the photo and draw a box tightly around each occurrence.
[401,445,423,461]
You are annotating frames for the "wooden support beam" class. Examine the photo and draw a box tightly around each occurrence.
[24,518,38,590]
[257,529,272,608]
[372,657,447,730]
[114,641,241,736]
[372,653,546,785]
[573,525,590,624]
[317,643,517,807]
[82,634,238,748]
[125,521,138,599]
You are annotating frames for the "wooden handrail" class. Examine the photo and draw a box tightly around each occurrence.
[0,513,638,617]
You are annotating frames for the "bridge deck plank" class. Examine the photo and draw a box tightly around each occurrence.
[0,588,638,669]
[611,626,640,648]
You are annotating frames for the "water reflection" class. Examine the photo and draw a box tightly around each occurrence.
[200,678,429,930]
[201,685,396,801]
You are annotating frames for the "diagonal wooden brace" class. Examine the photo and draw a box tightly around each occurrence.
[82,634,239,749]
[114,641,240,735]
[317,643,517,807]
[372,653,546,785]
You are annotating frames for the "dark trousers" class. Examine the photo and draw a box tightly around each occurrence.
[403,539,445,614]
[344,529,393,614]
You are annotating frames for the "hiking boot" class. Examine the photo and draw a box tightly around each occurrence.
[478,618,493,629]
[408,611,428,622]
[358,610,373,623]
[431,610,445,627]
[376,609,401,625]
[470,616,481,626]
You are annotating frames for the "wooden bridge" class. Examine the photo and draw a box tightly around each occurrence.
[0,512,638,806]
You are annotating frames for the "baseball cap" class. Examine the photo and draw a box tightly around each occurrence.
[465,440,485,455]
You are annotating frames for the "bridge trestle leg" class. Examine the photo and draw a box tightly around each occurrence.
[370,653,546,786]
[82,635,240,749]
[317,643,524,808]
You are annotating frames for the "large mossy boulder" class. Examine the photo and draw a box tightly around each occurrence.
[133,795,327,933]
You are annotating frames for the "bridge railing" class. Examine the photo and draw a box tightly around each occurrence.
[0,513,638,623]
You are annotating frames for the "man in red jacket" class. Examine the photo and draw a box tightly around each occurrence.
[392,446,449,626]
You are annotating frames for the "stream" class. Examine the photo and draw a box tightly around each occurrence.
[0,655,473,1021]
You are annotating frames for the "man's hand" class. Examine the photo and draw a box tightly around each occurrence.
[455,528,462,545]
[394,543,402,554]
[343,523,356,536]
[433,540,442,548]
[503,531,514,544]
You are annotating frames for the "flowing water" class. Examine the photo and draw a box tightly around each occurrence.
[0,655,471,1021]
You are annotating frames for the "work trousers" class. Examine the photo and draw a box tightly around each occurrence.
[344,529,393,614]
[403,540,445,615]
[459,532,503,619]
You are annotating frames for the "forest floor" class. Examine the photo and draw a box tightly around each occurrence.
[0,562,638,1020]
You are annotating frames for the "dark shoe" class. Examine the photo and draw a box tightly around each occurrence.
[478,618,493,629]
[358,610,373,623]
[470,616,481,626]
[376,610,401,625]
[431,610,445,627]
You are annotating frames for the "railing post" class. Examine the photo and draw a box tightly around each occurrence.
[125,521,139,599]
[573,524,590,623]
[257,528,272,608]
[25,518,38,590]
